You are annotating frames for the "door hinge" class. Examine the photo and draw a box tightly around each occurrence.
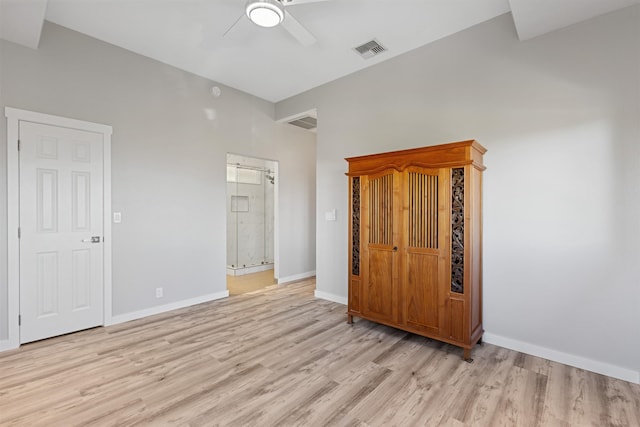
[18,315,21,326]
[17,139,20,151]
[18,227,21,239]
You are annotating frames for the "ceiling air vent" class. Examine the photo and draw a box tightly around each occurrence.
[288,115,317,130]
[354,39,387,59]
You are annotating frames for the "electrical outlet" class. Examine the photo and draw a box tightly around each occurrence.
[155,287,163,298]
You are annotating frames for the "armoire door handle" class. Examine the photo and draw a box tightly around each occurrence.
[393,246,398,251]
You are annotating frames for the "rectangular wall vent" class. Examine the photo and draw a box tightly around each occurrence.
[288,115,317,130]
[354,39,387,59]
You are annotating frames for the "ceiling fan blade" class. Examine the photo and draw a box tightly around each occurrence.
[281,10,317,46]
[282,0,330,4]
[222,12,245,38]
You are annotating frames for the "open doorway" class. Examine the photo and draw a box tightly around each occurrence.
[226,153,278,295]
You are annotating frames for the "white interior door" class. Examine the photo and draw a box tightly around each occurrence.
[19,121,104,344]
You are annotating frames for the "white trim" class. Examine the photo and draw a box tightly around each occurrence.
[108,291,229,326]
[483,332,640,384]
[5,109,20,351]
[273,161,280,281]
[277,270,316,285]
[0,339,17,352]
[314,290,347,306]
[4,107,113,350]
[5,108,113,135]
[103,128,113,326]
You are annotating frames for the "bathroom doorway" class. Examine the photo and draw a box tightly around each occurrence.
[226,153,278,295]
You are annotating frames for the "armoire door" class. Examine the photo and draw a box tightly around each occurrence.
[361,170,400,324]
[401,167,448,335]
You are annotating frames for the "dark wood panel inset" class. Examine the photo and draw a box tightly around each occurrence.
[451,167,464,294]
[351,177,360,276]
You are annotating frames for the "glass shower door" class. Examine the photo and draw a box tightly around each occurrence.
[227,163,274,270]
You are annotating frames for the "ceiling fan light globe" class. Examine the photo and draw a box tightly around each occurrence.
[249,8,281,27]
[246,0,284,28]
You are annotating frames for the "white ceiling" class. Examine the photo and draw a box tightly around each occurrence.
[509,0,640,40]
[0,0,48,49]
[1,0,638,102]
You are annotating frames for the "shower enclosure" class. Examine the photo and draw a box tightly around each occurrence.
[226,154,276,276]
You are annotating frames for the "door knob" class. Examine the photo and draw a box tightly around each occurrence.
[81,236,101,243]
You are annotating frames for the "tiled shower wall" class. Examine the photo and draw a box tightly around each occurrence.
[226,155,276,269]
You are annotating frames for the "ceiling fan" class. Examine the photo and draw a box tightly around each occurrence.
[224,0,328,47]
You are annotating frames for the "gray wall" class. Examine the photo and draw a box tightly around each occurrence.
[277,8,640,376]
[0,21,316,335]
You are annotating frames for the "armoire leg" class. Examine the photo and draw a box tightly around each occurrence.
[463,348,473,362]
[347,314,353,324]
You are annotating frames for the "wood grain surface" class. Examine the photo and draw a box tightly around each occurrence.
[1,278,638,426]
[226,269,275,296]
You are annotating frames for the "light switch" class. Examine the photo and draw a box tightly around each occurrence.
[325,209,337,221]
[113,212,122,223]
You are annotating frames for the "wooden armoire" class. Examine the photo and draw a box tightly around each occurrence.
[346,140,486,360]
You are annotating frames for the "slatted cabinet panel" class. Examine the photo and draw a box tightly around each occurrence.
[347,140,486,360]
[361,171,400,325]
[403,168,447,336]
[407,171,438,250]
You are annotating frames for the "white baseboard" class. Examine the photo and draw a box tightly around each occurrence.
[314,290,347,306]
[483,332,640,384]
[277,270,316,284]
[0,339,19,352]
[107,290,229,326]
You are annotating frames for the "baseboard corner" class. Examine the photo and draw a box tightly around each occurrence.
[0,338,19,353]
[277,270,316,284]
[314,290,347,306]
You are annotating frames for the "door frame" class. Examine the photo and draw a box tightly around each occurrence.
[4,107,113,351]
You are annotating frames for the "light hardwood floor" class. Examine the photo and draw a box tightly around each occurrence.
[1,279,638,426]
[226,269,276,296]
